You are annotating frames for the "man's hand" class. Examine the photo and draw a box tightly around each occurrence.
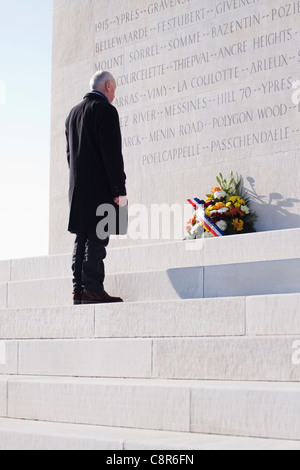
[113,196,128,207]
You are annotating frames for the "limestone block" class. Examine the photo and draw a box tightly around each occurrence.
[0,283,7,309]
[49,191,72,256]
[11,254,71,282]
[0,261,10,282]
[7,278,72,309]
[0,306,94,339]
[191,381,300,440]
[52,0,94,70]
[51,58,93,134]
[95,297,246,338]
[204,258,300,298]
[49,129,69,196]
[18,339,152,378]
[8,377,191,431]
[153,336,300,381]
[247,293,300,336]
[0,378,7,417]
[203,228,300,266]
[0,342,18,375]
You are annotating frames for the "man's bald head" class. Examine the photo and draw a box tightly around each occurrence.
[89,71,117,104]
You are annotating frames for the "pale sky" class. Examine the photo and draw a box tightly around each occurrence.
[0,0,52,260]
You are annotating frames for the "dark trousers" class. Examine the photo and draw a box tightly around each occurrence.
[72,232,110,294]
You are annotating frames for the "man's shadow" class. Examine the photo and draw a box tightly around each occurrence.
[245,177,300,231]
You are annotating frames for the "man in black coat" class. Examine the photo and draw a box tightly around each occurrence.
[66,71,127,305]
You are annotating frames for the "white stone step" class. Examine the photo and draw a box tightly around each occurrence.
[1,228,299,282]
[0,283,6,309]
[0,304,96,339]
[96,293,300,338]
[0,294,299,340]
[4,268,204,308]
[0,418,300,450]
[0,294,299,381]
[1,335,300,382]
[2,376,300,441]
[153,336,300,381]
[1,256,299,308]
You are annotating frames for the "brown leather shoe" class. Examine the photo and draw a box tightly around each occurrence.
[82,290,123,304]
[73,292,82,305]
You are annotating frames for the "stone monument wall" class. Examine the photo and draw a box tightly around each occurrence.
[50,0,300,254]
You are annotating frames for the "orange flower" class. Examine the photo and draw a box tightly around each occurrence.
[214,202,225,210]
[211,186,222,194]
[186,215,197,232]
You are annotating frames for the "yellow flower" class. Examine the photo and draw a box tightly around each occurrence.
[205,209,210,216]
[234,203,241,208]
[232,218,244,232]
[226,202,232,207]
[206,197,213,202]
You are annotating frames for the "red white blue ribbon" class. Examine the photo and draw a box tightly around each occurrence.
[187,197,226,237]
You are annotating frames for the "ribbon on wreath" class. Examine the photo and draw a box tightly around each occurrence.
[187,197,226,237]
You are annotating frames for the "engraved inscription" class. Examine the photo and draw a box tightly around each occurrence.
[92,0,300,166]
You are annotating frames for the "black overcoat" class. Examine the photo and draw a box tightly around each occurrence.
[65,92,127,234]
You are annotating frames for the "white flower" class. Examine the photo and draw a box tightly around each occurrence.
[202,231,214,238]
[216,220,227,231]
[214,190,226,199]
[190,223,203,238]
[241,205,250,214]
[185,231,195,240]
[217,207,229,214]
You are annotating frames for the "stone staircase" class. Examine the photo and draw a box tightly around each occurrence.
[0,228,300,450]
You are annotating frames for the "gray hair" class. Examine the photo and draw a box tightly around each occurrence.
[90,71,114,91]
